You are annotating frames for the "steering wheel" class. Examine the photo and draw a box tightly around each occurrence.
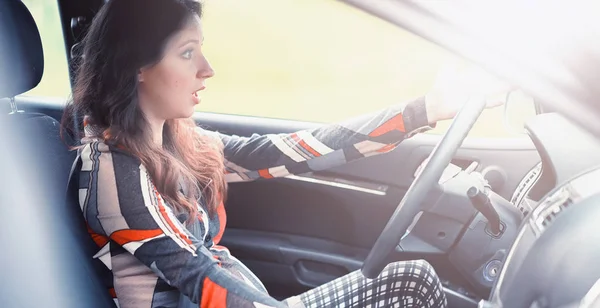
[361,95,491,279]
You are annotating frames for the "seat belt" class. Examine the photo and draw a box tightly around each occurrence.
[66,154,82,198]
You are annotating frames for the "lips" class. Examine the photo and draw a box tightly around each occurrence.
[191,92,200,105]
[191,86,205,105]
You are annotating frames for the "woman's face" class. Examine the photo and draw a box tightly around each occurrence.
[137,17,214,121]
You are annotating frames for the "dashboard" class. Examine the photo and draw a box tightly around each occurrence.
[394,112,600,307]
[480,113,600,307]
[509,112,600,219]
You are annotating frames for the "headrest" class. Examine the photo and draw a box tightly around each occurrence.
[0,0,44,98]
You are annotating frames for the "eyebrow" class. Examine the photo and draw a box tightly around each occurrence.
[179,39,200,47]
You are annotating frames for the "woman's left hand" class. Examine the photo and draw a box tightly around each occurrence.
[424,63,513,124]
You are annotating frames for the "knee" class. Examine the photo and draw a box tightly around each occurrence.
[384,259,444,288]
[385,259,439,279]
[384,260,446,307]
[413,259,438,277]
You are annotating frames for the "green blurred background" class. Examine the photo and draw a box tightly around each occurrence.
[21,0,536,137]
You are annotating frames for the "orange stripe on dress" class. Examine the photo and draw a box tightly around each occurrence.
[201,278,228,308]
[258,169,274,179]
[369,113,406,137]
[154,188,196,248]
[377,144,396,153]
[290,133,321,157]
[111,228,163,246]
[212,200,227,245]
[87,224,110,247]
[108,288,117,298]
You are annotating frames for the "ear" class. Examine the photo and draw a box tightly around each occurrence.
[138,68,146,83]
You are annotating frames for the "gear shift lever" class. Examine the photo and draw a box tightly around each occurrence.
[467,186,502,235]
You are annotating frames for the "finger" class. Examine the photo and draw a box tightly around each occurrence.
[485,98,505,108]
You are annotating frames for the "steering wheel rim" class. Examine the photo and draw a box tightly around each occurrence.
[361,95,491,279]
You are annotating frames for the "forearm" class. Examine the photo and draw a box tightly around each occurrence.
[199,97,435,182]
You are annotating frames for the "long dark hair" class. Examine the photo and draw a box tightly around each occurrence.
[62,0,226,220]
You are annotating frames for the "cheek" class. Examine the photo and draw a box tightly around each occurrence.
[162,69,187,94]
[157,65,193,105]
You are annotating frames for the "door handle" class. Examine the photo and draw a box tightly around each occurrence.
[293,260,349,288]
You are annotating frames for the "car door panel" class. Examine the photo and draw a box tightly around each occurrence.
[193,112,540,199]
[222,228,367,297]
[223,175,406,249]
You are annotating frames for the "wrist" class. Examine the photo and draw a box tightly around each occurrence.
[400,96,436,137]
[424,93,440,124]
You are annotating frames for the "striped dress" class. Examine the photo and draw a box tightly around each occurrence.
[77,97,446,307]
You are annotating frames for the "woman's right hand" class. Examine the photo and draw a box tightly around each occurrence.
[425,61,513,123]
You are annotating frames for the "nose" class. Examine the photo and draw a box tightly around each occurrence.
[197,54,215,79]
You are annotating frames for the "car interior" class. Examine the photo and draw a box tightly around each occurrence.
[2,0,600,307]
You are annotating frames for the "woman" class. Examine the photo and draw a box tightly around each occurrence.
[62,0,505,307]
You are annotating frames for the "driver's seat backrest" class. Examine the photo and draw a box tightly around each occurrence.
[0,1,116,307]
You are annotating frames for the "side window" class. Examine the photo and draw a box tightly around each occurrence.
[200,0,536,138]
[21,0,71,98]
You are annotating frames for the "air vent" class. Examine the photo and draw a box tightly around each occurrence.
[528,166,600,238]
[531,186,572,236]
[511,162,543,215]
[518,198,535,217]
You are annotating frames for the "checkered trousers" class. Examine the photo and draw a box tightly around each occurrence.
[285,260,447,308]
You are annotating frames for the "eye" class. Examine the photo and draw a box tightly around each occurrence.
[181,49,194,60]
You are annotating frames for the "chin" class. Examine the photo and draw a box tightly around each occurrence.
[178,104,197,117]
[185,107,196,118]
[165,110,195,121]
[179,108,196,119]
